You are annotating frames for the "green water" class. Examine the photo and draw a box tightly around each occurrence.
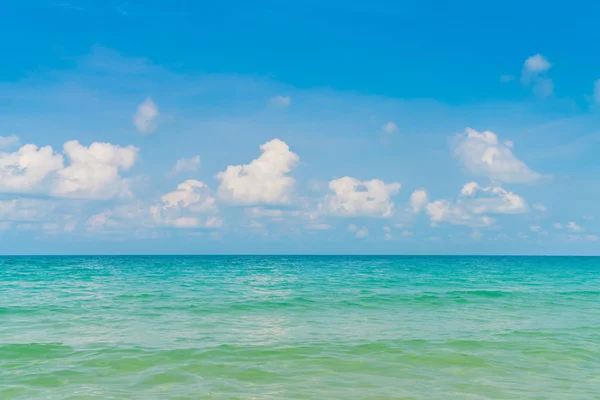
[1,256,599,399]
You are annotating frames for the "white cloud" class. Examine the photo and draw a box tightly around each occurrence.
[217,139,299,205]
[533,203,547,212]
[454,128,541,184]
[0,144,64,193]
[425,182,527,227]
[410,189,428,213]
[500,75,514,83]
[347,224,357,232]
[553,222,562,230]
[586,234,599,242]
[567,221,583,232]
[521,54,553,97]
[53,141,138,199]
[0,135,20,150]
[524,54,551,74]
[355,226,369,238]
[269,95,291,108]
[133,98,159,134]
[171,155,201,174]
[461,183,528,215]
[530,225,542,232]
[425,199,495,227]
[382,121,398,134]
[151,180,219,228]
[325,177,400,217]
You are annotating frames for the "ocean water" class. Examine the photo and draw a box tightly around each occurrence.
[1,256,599,399]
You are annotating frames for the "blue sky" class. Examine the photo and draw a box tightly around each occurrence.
[1,0,599,254]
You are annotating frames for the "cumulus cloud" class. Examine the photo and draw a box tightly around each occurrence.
[151,179,220,228]
[382,121,398,134]
[217,139,299,205]
[0,144,64,192]
[171,155,201,174]
[521,54,553,97]
[269,95,291,108]
[454,128,541,184]
[325,177,401,218]
[53,141,138,199]
[133,98,159,134]
[0,135,20,150]
[410,189,428,213]
[424,182,527,227]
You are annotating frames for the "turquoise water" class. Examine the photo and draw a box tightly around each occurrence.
[1,256,599,399]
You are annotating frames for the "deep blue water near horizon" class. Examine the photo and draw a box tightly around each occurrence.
[1,255,599,399]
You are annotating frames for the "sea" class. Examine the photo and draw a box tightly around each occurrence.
[1,256,599,399]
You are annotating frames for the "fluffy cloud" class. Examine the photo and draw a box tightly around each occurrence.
[521,54,553,97]
[460,182,528,215]
[269,95,291,108]
[151,180,220,228]
[454,128,540,184]
[0,139,138,199]
[410,189,428,213]
[0,144,64,192]
[325,177,401,217]
[171,155,201,174]
[133,98,159,134]
[53,141,138,199]
[217,139,299,205]
[382,122,398,134]
[425,182,527,227]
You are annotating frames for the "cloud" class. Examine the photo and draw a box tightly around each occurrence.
[133,98,159,134]
[567,221,583,232]
[151,180,220,228]
[53,141,138,199]
[0,144,64,193]
[325,177,401,217]
[454,128,541,184]
[217,139,299,205]
[530,225,542,232]
[500,75,514,83]
[382,121,398,134]
[355,226,369,238]
[171,155,201,174]
[410,189,428,213]
[524,54,551,74]
[533,203,547,212]
[269,95,291,108]
[424,182,527,227]
[553,222,562,230]
[521,54,553,97]
[460,182,528,215]
[0,135,20,150]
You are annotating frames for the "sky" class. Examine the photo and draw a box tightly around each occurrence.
[1,0,600,255]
